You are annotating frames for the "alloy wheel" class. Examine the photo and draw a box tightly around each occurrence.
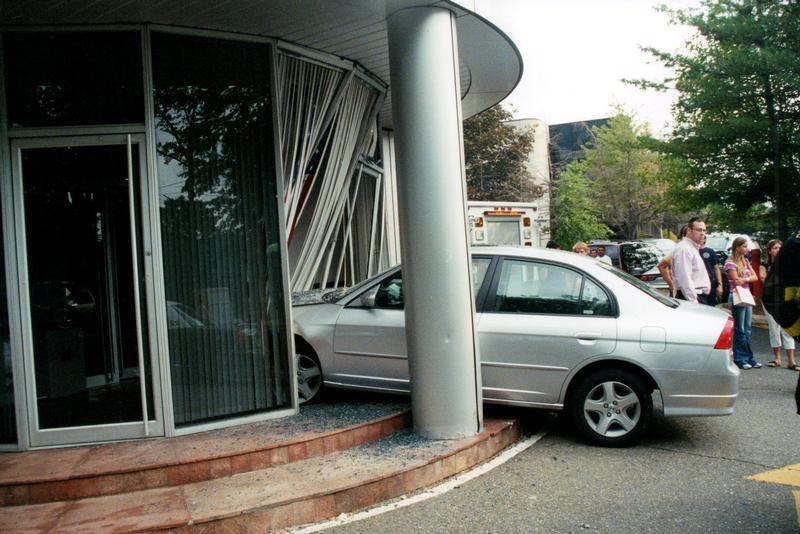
[582,380,641,438]
[296,353,322,404]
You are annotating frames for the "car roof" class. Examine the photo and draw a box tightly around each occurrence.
[471,246,601,267]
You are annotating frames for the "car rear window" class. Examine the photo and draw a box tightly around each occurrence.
[621,243,659,275]
[705,236,728,251]
[598,262,678,308]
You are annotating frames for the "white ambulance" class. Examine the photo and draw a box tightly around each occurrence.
[467,201,542,247]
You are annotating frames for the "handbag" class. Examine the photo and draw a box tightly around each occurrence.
[732,285,755,307]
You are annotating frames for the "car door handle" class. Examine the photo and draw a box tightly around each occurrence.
[576,332,601,341]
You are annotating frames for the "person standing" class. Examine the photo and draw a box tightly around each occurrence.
[759,239,798,370]
[699,235,724,306]
[671,217,711,304]
[595,245,613,266]
[572,242,589,255]
[658,225,688,297]
[725,236,761,369]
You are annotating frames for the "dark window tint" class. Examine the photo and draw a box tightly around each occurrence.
[375,276,404,309]
[493,260,582,315]
[0,214,15,443]
[580,278,612,316]
[4,32,144,127]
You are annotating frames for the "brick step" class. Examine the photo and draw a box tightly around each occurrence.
[0,408,410,506]
[0,418,520,533]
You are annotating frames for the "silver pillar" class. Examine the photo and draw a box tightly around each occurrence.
[387,6,482,439]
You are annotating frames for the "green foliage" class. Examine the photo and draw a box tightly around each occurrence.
[629,0,800,239]
[552,160,612,248]
[463,105,542,201]
[582,113,670,239]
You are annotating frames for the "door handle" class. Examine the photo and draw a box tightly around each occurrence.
[576,332,601,341]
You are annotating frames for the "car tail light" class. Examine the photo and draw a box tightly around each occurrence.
[714,316,734,350]
[639,275,656,282]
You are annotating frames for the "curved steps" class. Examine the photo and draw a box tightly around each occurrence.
[0,411,411,506]
[0,418,520,532]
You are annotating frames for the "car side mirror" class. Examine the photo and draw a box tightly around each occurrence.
[360,286,378,308]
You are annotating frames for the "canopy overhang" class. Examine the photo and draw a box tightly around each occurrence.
[0,0,523,128]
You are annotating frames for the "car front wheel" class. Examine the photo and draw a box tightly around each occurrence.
[569,368,652,447]
[296,352,324,404]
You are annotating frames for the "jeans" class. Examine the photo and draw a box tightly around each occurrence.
[729,295,756,366]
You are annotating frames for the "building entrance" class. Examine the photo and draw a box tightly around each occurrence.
[12,135,163,446]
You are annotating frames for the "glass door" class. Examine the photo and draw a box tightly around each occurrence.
[11,135,163,446]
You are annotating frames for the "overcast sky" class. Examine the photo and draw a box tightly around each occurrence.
[475,0,702,137]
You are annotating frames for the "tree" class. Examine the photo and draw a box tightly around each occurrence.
[462,105,542,201]
[551,160,612,248]
[582,113,669,239]
[629,0,800,239]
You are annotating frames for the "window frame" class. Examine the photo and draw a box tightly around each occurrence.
[481,256,619,318]
[343,255,500,311]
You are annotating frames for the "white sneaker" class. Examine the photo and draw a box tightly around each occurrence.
[741,363,752,370]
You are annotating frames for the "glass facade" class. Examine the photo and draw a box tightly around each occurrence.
[0,28,293,446]
[4,32,144,127]
[0,214,16,443]
[151,33,291,427]
[20,143,155,429]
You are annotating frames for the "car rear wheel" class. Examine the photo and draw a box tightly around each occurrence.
[569,368,652,447]
[296,352,324,404]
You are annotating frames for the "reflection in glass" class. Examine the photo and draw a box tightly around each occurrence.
[621,243,660,275]
[21,145,153,429]
[152,33,290,426]
[495,260,582,315]
[3,32,144,128]
[0,211,16,443]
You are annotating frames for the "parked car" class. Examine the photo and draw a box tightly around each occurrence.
[588,241,668,291]
[293,247,738,446]
[642,238,676,258]
[705,233,760,262]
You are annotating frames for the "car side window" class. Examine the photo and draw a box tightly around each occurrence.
[472,257,492,290]
[375,275,404,309]
[493,259,582,315]
[580,278,612,316]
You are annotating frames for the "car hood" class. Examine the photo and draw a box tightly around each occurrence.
[291,288,346,306]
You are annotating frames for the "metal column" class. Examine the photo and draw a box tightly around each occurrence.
[387,6,482,439]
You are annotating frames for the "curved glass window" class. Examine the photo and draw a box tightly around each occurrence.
[152,32,290,427]
[4,32,144,127]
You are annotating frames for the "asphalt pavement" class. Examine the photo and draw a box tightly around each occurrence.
[327,321,800,533]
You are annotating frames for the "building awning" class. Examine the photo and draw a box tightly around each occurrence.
[0,0,523,128]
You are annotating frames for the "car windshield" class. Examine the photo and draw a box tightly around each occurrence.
[705,236,728,251]
[333,265,399,303]
[597,262,678,308]
[622,243,660,274]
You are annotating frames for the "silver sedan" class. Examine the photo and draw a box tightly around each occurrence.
[292,247,739,446]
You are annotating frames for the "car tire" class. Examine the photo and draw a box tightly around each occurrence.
[296,351,324,404]
[568,368,652,447]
